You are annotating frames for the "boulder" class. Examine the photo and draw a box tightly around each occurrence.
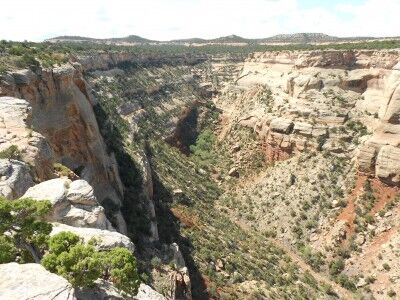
[228,167,239,177]
[22,178,113,230]
[23,178,69,206]
[0,263,76,300]
[67,179,98,206]
[293,122,313,137]
[136,284,165,300]
[0,159,34,199]
[51,223,134,252]
[270,118,294,134]
[311,125,328,138]
[376,145,400,185]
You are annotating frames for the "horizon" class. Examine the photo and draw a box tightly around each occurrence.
[1,0,399,42]
[48,32,395,42]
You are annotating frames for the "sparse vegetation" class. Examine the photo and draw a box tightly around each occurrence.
[0,145,21,160]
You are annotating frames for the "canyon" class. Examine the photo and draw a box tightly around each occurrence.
[0,45,400,299]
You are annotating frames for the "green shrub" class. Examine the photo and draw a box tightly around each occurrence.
[383,263,391,271]
[0,197,52,263]
[53,163,73,177]
[190,129,216,166]
[42,232,140,294]
[151,256,162,269]
[335,274,356,290]
[102,247,140,294]
[0,235,17,263]
[0,145,21,160]
[42,242,102,287]
[329,258,345,276]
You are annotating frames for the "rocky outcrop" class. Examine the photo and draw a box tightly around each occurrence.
[0,97,54,180]
[355,64,400,185]
[22,178,113,230]
[218,49,400,180]
[133,151,159,242]
[136,284,165,300]
[248,50,400,69]
[0,159,34,199]
[0,65,126,231]
[51,223,134,252]
[0,263,76,300]
[270,118,294,134]
[375,145,400,184]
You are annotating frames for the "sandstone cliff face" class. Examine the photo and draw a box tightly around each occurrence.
[0,65,126,231]
[218,49,400,186]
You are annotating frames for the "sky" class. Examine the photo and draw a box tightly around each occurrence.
[1,0,399,41]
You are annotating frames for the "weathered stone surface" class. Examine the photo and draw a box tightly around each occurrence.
[311,125,328,138]
[228,167,239,177]
[67,179,98,206]
[0,97,54,180]
[76,279,130,300]
[293,122,313,136]
[376,145,400,185]
[381,71,400,124]
[22,178,113,230]
[23,178,69,205]
[136,284,165,300]
[0,65,126,232]
[357,144,377,173]
[0,263,76,300]
[0,159,34,199]
[51,223,134,252]
[11,69,37,85]
[270,118,293,134]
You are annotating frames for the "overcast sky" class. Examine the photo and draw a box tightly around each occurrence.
[1,0,399,41]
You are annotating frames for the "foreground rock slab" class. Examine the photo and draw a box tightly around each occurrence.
[0,263,76,300]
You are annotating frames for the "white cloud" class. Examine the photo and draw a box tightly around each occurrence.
[0,0,399,41]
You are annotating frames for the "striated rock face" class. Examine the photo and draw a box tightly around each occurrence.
[249,50,400,69]
[375,145,400,184]
[23,178,113,230]
[0,159,34,199]
[355,65,400,185]
[0,65,126,231]
[51,223,134,252]
[0,263,76,300]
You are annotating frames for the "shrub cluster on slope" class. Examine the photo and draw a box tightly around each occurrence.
[0,197,140,295]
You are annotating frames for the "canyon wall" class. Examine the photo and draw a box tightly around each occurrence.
[217,49,400,186]
[0,63,128,231]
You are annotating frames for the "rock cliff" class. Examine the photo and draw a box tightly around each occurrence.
[0,65,127,232]
[218,50,400,186]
